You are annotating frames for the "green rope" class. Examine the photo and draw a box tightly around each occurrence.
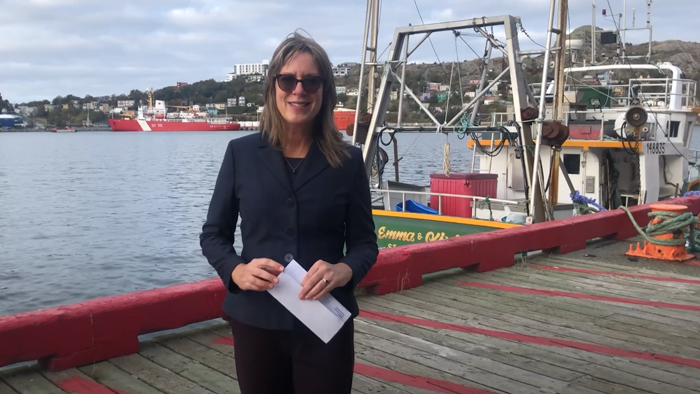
[456,113,472,138]
[619,206,698,250]
[485,195,493,221]
[573,201,598,215]
[477,195,494,221]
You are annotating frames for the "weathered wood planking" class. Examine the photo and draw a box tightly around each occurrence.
[3,249,700,394]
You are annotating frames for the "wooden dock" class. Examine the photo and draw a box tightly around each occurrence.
[2,237,700,394]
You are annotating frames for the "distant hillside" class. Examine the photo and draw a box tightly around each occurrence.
[567,25,700,77]
[16,25,700,114]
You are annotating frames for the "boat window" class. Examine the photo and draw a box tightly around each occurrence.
[563,154,580,175]
[670,121,680,138]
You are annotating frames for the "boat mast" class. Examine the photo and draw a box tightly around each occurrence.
[591,0,596,65]
[352,0,380,146]
[549,0,568,206]
[528,0,561,220]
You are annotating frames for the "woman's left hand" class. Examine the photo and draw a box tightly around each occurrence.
[299,260,353,300]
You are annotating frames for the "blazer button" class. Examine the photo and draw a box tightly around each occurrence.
[285,227,296,236]
[284,253,293,263]
[285,198,296,208]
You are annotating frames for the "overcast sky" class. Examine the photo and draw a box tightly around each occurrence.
[1,0,696,103]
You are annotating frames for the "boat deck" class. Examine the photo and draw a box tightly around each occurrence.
[2,237,700,394]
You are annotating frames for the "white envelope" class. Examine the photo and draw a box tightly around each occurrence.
[267,259,351,343]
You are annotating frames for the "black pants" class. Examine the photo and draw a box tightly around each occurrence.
[229,318,355,394]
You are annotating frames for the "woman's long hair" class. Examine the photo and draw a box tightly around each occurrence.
[259,31,350,168]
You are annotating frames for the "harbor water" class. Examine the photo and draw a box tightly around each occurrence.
[0,130,473,316]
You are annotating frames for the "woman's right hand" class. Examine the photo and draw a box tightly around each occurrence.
[231,258,285,291]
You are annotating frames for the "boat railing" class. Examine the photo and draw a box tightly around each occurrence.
[370,188,522,220]
[628,78,697,110]
[529,78,697,111]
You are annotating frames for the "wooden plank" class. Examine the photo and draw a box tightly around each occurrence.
[170,325,436,394]
[109,353,214,394]
[356,317,590,385]
[462,271,700,326]
[204,325,231,339]
[353,342,503,393]
[352,373,437,394]
[487,268,700,304]
[500,263,700,297]
[356,333,538,393]
[185,331,234,357]
[537,255,700,280]
[359,297,700,393]
[37,367,119,394]
[358,316,612,394]
[567,374,656,394]
[433,275,700,333]
[524,261,700,291]
[421,279,700,346]
[415,281,700,358]
[361,298,696,389]
[77,361,165,394]
[0,379,18,394]
[390,285,700,361]
[194,322,442,394]
[156,335,238,381]
[480,268,700,310]
[0,366,66,394]
[138,342,237,394]
[355,319,584,393]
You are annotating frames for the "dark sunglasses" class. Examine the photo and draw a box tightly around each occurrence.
[275,74,323,93]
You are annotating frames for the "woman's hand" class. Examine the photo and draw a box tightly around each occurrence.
[299,260,353,300]
[231,258,284,291]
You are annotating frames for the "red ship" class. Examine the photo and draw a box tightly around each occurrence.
[109,118,240,132]
[109,89,241,132]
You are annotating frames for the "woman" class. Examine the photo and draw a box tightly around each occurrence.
[200,31,378,394]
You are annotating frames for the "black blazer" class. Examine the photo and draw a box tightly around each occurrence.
[200,132,378,330]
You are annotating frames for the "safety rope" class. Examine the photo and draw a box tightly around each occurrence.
[476,195,494,221]
[619,206,698,250]
[485,195,493,221]
[570,191,606,215]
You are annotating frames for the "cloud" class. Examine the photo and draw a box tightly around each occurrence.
[1,0,696,103]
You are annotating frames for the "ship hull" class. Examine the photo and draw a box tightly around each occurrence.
[109,119,240,132]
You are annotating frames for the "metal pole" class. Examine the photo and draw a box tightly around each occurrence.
[529,0,557,217]
[397,34,409,127]
[446,66,510,127]
[352,0,373,145]
[393,135,399,182]
[367,0,380,113]
[591,0,596,64]
[470,44,493,126]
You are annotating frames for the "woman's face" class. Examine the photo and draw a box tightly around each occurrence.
[275,52,324,131]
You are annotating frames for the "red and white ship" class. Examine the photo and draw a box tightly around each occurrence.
[109,89,241,132]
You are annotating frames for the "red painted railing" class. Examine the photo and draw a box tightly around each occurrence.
[1,195,698,371]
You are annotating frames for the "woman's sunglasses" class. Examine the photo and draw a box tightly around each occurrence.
[275,74,323,94]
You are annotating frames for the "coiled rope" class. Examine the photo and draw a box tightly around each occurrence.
[441,126,450,177]
[619,205,698,250]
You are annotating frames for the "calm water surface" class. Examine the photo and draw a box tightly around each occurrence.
[0,130,471,316]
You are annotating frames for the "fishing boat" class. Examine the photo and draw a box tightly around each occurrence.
[2,2,700,392]
[350,0,700,249]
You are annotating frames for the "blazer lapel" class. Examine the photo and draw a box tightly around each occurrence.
[293,140,330,192]
[257,136,292,192]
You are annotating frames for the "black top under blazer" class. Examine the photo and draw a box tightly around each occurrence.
[200,132,379,330]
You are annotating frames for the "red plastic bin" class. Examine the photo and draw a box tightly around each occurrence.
[429,173,498,218]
